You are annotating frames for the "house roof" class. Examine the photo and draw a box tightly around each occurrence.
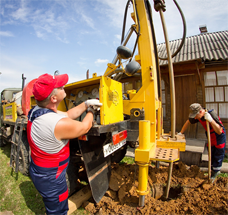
[157,30,228,66]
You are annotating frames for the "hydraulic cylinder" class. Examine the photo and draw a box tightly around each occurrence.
[136,120,150,206]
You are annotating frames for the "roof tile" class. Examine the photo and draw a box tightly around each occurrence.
[158,30,228,65]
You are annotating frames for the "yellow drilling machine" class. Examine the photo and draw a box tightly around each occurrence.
[1,0,186,207]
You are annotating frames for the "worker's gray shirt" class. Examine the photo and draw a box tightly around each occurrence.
[30,106,69,154]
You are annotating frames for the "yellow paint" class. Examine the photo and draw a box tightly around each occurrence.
[127,90,136,99]
[135,121,152,196]
[64,76,101,91]
[100,76,123,125]
[2,102,17,122]
[157,137,186,152]
[137,162,149,195]
[157,101,162,139]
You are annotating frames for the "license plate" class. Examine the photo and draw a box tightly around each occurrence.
[103,139,126,157]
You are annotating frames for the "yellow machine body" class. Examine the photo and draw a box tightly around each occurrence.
[99,76,123,125]
[123,0,186,200]
[156,135,186,152]
[125,0,159,162]
[2,102,17,123]
[62,75,123,125]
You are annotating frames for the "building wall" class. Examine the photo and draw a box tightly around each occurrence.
[161,61,203,136]
[161,61,227,143]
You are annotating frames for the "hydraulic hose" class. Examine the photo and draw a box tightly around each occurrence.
[158,0,186,60]
[121,0,140,62]
[159,8,176,138]
[113,0,140,79]
[121,0,133,43]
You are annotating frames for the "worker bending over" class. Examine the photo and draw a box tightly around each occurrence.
[178,103,226,181]
[27,73,102,215]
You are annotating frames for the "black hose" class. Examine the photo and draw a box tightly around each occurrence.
[159,0,187,60]
[121,0,132,44]
[121,0,140,62]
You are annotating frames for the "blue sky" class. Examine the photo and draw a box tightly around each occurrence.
[0,0,227,93]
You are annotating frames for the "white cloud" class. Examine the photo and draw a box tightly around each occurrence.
[115,34,121,40]
[30,9,70,43]
[76,58,88,69]
[150,0,228,43]
[11,7,29,21]
[81,13,95,29]
[0,31,14,37]
[0,54,46,93]
[95,0,127,28]
[1,0,70,43]
[95,59,109,65]
[11,0,30,22]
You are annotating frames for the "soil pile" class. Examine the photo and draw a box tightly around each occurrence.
[83,162,228,214]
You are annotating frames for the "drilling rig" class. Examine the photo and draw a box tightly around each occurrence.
[1,0,187,207]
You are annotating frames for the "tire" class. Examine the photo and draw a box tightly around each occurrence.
[19,131,29,175]
[0,131,7,147]
[111,145,127,163]
[13,131,29,175]
[0,135,5,147]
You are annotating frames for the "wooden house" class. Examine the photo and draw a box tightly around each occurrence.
[158,30,228,143]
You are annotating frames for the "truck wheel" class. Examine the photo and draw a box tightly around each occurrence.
[19,131,29,175]
[66,159,81,197]
[111,145,127,163]
[0,136,5,147]
[13,131,29,175]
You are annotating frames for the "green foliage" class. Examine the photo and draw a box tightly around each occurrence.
[218,172,228,178]
[223,153,228,163]
[120,156,135,164]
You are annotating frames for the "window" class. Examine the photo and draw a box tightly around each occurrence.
[204,70,228,119]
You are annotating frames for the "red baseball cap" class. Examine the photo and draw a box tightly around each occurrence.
[33,73,69,101]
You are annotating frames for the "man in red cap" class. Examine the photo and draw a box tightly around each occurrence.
[27,73,102,215]
[178,103,226,182]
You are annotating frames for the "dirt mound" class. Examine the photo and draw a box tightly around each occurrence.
[83,162,228,214]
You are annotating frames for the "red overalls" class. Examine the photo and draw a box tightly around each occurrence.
[27,107,70,215]
[198,110,226,172]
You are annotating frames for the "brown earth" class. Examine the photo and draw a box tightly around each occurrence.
[82,162,228,215]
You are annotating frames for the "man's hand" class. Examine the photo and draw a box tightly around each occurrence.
[85,99,102,109]
[86,107,95,115]
[204,112,213,122]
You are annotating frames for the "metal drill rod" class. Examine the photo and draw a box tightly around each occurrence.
[159,9,176,138]
[139,195,145,207]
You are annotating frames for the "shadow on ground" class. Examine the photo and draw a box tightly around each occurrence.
[0,142,11,158]
[19,181,46,215]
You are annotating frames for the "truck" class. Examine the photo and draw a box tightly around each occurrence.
[0,0,186,206]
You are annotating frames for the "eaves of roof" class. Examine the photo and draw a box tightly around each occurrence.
[157,30,228,66]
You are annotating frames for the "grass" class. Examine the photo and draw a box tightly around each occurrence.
[218,172,228,178]
[120,156,135,164]
[223,153,228,163]
[0,143,86,215]
[0,143,46,215]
